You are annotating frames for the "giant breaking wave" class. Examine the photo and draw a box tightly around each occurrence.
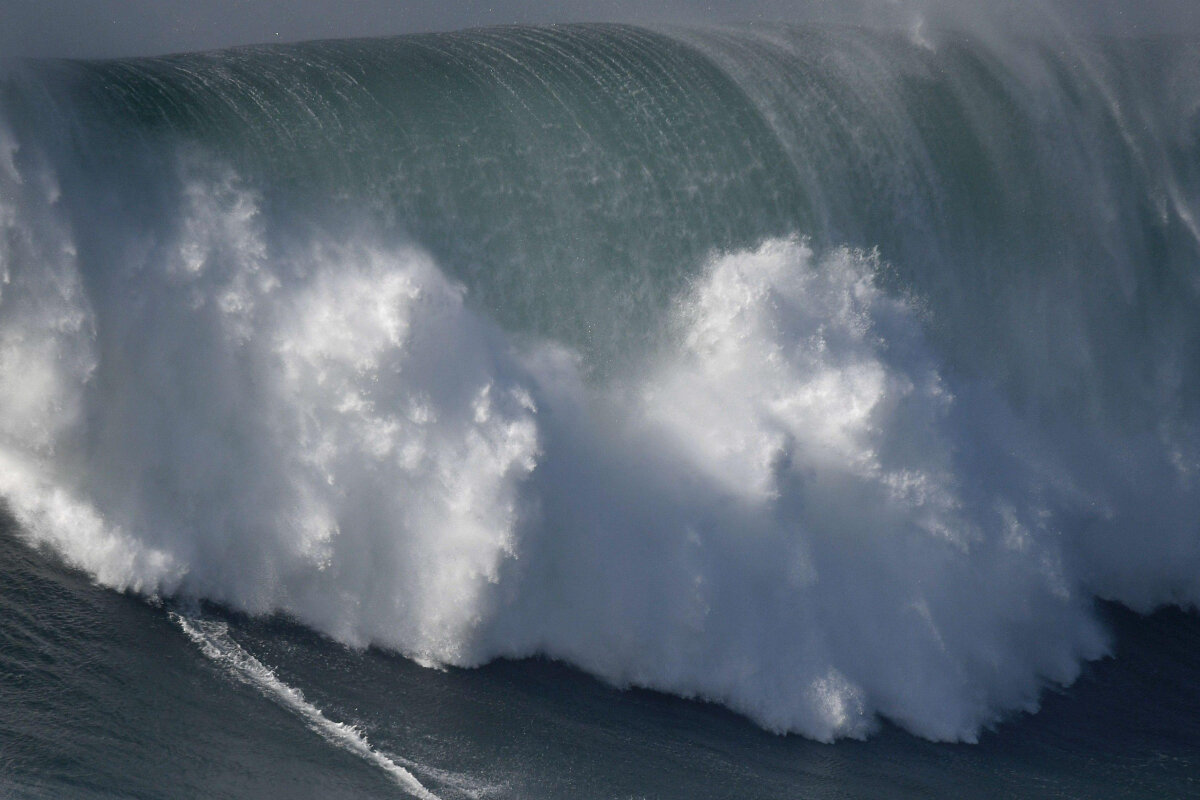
[1,23,1198,743]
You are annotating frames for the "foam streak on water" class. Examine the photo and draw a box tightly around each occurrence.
[171,613,441,800]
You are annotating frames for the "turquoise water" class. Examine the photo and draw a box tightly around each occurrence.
[2,23,1199,797]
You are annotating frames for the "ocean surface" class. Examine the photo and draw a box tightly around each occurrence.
[1,22,1199,798]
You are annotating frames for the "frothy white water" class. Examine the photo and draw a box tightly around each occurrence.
[2,150,541,664]
[499,238,1107,741]
[171,613,440,799]
[1,140,1195,743]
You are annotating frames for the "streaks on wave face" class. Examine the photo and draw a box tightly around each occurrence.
[1,23,1199,744]
[11,26,805,365]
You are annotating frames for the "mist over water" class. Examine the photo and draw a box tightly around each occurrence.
[1,18,1199,750]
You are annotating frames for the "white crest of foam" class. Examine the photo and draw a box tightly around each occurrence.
[0,143,1177,744]
[643,238,950,507]
[1,152,541,666]
[500,237,1106,742]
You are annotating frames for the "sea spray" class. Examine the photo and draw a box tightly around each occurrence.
[501,238,1107,741]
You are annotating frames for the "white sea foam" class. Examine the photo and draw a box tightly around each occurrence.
[499,238,1108,741]
[1,137,1197,744]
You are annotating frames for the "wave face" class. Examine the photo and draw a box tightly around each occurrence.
[2,23,1199,743]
